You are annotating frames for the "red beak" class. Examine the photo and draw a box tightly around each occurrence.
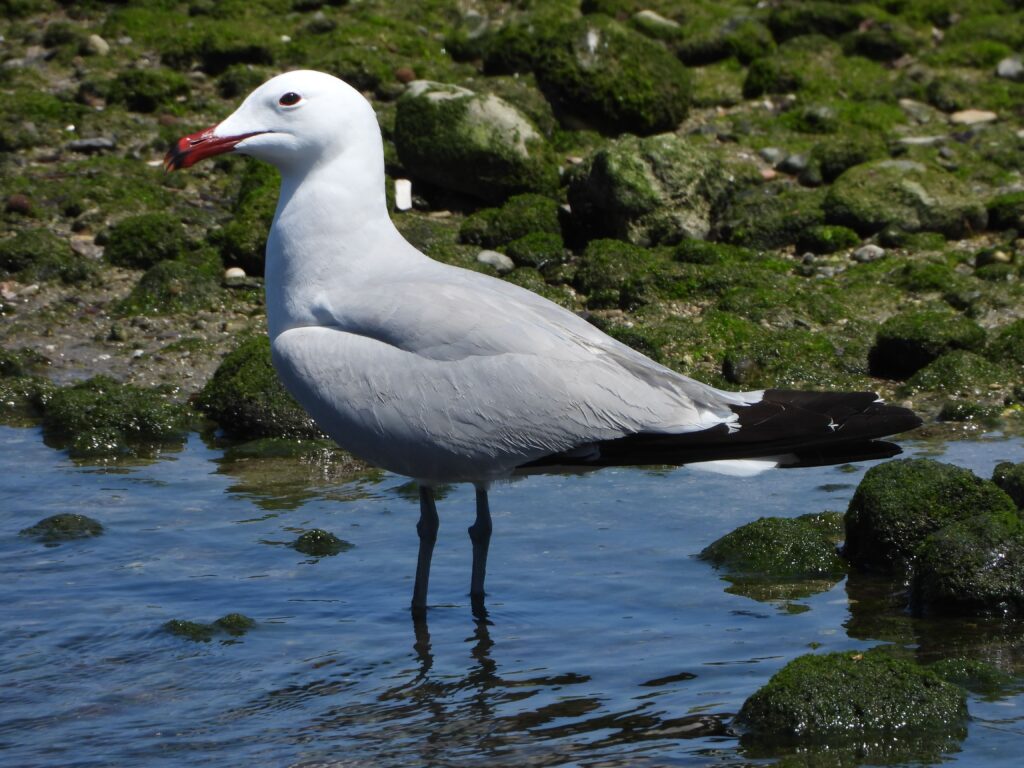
[164,126,265,171]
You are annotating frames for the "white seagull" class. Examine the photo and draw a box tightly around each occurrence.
[167,70,920,617]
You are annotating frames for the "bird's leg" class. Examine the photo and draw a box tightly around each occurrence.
[412,485,439,619]
[468,486,492,603]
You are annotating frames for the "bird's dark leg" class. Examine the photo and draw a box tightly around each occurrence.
[468,486,492,605]
[412,485,439,619]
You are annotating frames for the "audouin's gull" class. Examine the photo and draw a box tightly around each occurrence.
[167,70,921,617]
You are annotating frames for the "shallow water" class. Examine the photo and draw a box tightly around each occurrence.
[1,424,1022,767]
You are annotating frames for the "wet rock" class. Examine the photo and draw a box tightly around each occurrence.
[937,400,1002,424]
[164,619,214,642]
[476,249,514,273]
[844,459,1017,574]
[504,231,565,269]
[533,15,691,135]
[20,513,103,544]
[293,529,351,556]
[737,648,967,744]
[394,81,557,203]
[904,350,1004,397]
[929,657,1016,696]
[824,160,987,238]
[996,56,1024,82]
[196,335,322,440]
[992,462,1024,509]
[42,375,190,459]
[104,213,188,270]
[213,613,255,636]
[912,512,1024,616]
[868,309,986,380]
[0,229,94,285]
[700,515,847,580]
[567,133,729,246]
[986,318,1024,367]
[459,193,561,248]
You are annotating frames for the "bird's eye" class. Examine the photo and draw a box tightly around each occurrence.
[278,92,302,107]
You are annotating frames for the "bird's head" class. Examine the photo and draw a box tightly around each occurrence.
[165,70,373,173]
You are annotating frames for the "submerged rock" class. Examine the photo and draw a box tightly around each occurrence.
[293,529,351,557]
[700,515,846,581]
[394,81,557,203]
[196,335,322,440]
[567,133,729,246]
[844,459,1017,574]
[737,648,967,743]
[20,513,103,544]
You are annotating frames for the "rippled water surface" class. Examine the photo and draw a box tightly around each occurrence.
[2,424,1023,767]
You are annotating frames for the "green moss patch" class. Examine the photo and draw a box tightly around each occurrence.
[20,513,103,544]
[992,461,1024,509]
[869,309,986,380]
[293,529,352,557]
[0,229,95,284]
[104,213,189,270]
[459,193,561,249]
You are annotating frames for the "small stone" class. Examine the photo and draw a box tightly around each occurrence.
[66,137,116,153]
[777,153,809,174]
[394,178,412,211]
[898,135,945,146]
[758,147,786,166]
[996,56,1024,82]
[394,66,416,84]
[476,249,514,273]
[83,34,110,56]
[632,10,680,30]
[223,266,246,286]
[950,109,998,126]
[5,194,32,215]
[760,168,777,181]
[852,244,885,262]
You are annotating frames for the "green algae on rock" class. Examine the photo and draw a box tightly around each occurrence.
[533,14,692,135]
[795,223,860,254]
[572,238,668,310]
[992,461,1024,509]
[567,133,731,246]
[844,458,1018,574]
[824,159,988,238]
[986,318,1024,368]
[459,193,562,249]
[107,68,190,114]
[211,161,280,277]
[869,309,987,380]
[41,375,191,459]
[912,512,1024,616]
[164,619,214,643]
[903,350,1005,397]
[714,185,827,250]
[20,513,103,544]
[197,335,322,440]
[294,529,352,557]
[504,231,565,269]
[103,213,189,270]
[213,613,255,636]
[117,256,223,316]
[700,515,847,581]
[0,228,95,285]
[736,647,967,743]
[394,81,557,203]
[928,657,1017,697]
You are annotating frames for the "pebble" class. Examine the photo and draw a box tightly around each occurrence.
[852,244,886,262]
[223,267,247,286]
[632,10,680,30]
[950,109,998,126]
[83,34,110,56]
[996,56,1024,82]
[394,178,413,211]
[66,137,116,153]
[777,153,809,175]
[898,135,945,146]
[758,146,786,166]
[394,66,416,84]
[5,194,32,215]
[476,250,514,274]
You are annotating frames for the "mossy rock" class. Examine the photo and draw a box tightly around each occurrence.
[937,400,1003,424]
[736,648,967,742]
[993,461,1024,510]
[714,185,827,250]
[673,240,757,265]
[869,310,986,380]
[212,162,279,276]
[929,657,1016,696]
[0,347,49,379]
[572,239,666,310]
[676,18,776,67]
[107,68,190,113]
[293,529,352,557]
[160,23,276,76]
[164,619,214,643]
[824,160,988,238]
[533,15,691,135]
[504,231,565,269]
[42,375,190,459]
[567,133,730,246]
[0,88,85,152]
[394,81,558,203]
[0,229,94,285]
[986,318,1024,367]
[810,134,888,183]
[767,2,871,42]
[795,224,860,254]
[459,193,561,248]
[986,191,1024,230]
[213,613,255,636]
[700,515,847,580]
[912,512,1024,616]
[0,375,55,424]
[20,513,103,544]
[118,256,222,315]
[104,213,189,270]
[844,458,1018,574]
[196,335,322,440]
[844,18,925,61]
[903,350,1005,396]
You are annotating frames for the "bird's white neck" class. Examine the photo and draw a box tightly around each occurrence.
[263,137,421,339]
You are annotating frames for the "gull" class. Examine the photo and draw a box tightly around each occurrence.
[167,70,920,617]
